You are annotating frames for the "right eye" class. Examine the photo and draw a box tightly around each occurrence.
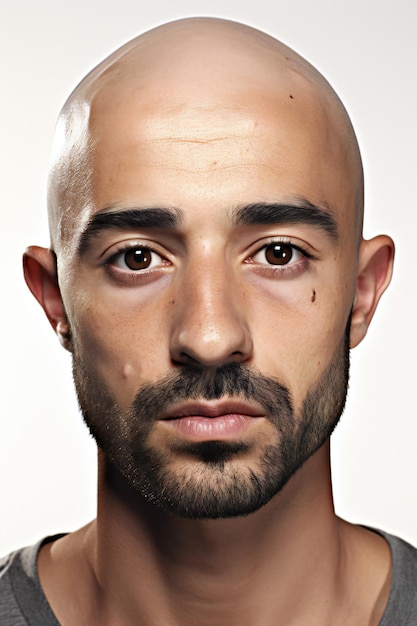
[109,246,166,272]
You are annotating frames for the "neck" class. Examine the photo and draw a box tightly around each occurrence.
[92,445,342,625]
[39,444,391,626]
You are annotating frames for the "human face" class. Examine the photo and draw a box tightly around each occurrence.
[58,76,358,517]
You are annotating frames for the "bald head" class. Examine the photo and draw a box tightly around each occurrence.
[48,17,363,255]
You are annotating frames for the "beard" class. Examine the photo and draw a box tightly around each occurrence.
[72,325,350,520]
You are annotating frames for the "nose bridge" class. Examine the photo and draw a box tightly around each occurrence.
[169,243,253,367]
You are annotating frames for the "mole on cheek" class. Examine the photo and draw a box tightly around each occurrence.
[311,290,316,303]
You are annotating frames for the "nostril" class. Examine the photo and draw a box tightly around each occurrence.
[174,351,202,367]
[173,347,248,369]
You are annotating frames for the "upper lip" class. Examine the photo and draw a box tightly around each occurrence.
[159,399,267,420]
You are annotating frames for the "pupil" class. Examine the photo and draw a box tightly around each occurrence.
[125,248,151,270]
[265,244,292,265]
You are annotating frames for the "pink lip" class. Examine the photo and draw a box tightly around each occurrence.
[159,400,266,441]
[160,399,266,420]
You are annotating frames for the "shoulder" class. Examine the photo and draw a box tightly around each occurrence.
[0,543,39,625]
[377,530,417,626]
[0,549,26,625]
[0,538,63,626]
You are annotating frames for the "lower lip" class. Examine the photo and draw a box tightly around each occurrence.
[163,414,259,440]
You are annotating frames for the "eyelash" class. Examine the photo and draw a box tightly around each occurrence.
[103,238,314,281]
[245,238,314,275]
[104,243,170,277]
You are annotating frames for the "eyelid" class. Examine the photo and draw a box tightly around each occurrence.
[251,244,303,266]
[101,239,170,262]
[112,249,165,272]
[102,240,172,276]
[245,236,315,262]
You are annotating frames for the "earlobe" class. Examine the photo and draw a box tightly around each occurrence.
[350,235,395,348]
[23,246,72,351]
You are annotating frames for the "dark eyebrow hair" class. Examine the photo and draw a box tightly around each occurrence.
[233,200,339,240]
[78,207,183,255]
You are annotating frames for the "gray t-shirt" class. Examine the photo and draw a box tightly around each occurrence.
[1,530,416,625]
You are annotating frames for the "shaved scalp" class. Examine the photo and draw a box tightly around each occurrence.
[48,17,364,255]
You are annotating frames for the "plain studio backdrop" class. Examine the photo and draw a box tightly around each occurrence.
[1,0,416,556]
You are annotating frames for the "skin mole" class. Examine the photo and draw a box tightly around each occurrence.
[311,289,316,303]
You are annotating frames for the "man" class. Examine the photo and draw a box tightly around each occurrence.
[1,16,415,625]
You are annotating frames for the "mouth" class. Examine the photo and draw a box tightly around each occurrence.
[159,400,267,441]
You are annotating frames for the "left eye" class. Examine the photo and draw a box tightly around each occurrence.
[252,242,303,266]
[110,247,165,271]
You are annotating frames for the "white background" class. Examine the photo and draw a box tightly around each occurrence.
[1,0,416,555]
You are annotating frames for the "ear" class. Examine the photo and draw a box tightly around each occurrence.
[23,246,72,351]
[350,235,395,348]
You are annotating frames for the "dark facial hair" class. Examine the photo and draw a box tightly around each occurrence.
[73,325,350,519]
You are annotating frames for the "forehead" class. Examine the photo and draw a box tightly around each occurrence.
[85,79,356,219]
[52,35,361,253]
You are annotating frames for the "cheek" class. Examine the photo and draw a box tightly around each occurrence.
[246,270,352,405]
[66,278,173,405]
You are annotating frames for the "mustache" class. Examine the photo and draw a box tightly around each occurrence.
[129,362,294,425]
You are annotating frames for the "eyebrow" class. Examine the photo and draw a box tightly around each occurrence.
[78,207,182,255]
[233,200,339,240]
[77,199,339,255]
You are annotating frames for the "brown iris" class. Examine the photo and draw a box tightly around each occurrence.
[264,243,293,265]
[123,248,152,270]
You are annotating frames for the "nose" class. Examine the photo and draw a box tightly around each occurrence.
[169,258,253,368]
